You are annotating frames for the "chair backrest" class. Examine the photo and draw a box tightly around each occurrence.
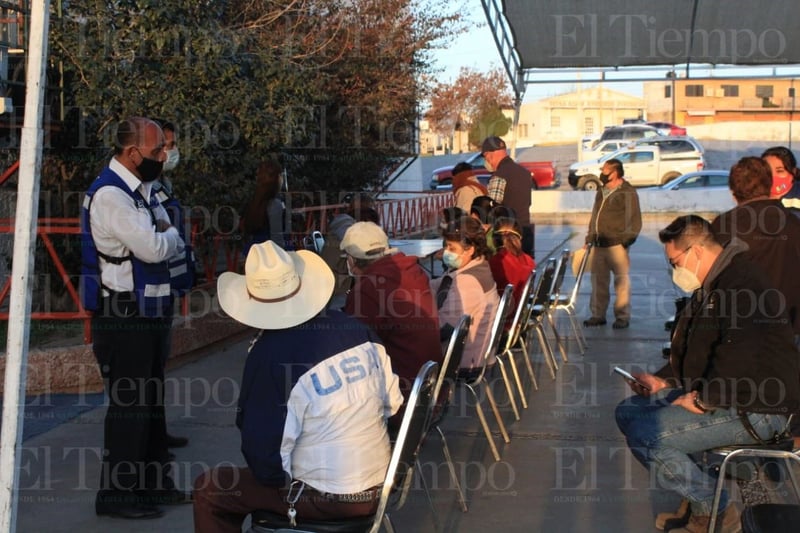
[566,243,593,304]
[467,284,513,384]
[371,360,439,530]
[433,314,472,401]
[500,271,536,352]
[549,249,570,301]
[532,258,557,307]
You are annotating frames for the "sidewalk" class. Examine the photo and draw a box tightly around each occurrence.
[11,216,790,532]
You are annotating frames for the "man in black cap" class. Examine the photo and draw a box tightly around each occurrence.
[482,135,534,256]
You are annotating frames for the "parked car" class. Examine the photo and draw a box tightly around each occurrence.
[596,124,659,145]
[634,135,704,155]
[580,139,628,162]
[645,170,729,191]
[429,152,560,190]
[568,145,705,190]
[647,121,687,136]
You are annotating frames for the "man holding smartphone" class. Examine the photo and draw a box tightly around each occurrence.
[615,215,800,533]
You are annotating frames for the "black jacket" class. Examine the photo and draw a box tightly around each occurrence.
[586,180,642,248]
[711,198,800,333]
[657,243,800,414]
[492,157,532,225]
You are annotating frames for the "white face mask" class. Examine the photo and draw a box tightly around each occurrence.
[672,266,701,293]
[163,148,180,171]
[671,248,701,293]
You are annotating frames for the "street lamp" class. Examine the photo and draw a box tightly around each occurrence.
[666,70,677,124]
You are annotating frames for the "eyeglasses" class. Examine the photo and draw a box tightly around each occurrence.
[667,245,692,269]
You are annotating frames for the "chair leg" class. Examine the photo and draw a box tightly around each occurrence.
[482,378,511,444]
[514,339,538,392]
[436,426,468,512]
[565,306,588,354]
[546,309,569,364]
[380,513,395,533]
[534,322,558,377]
[495,355,522,418]
[504,347,528,408]
[465,384,503,461]
[416,458,441,531]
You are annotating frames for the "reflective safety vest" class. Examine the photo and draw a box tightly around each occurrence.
[80,168,173,317]
[153,182,195,294]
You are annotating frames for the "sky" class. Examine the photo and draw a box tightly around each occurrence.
[428,0,643,104]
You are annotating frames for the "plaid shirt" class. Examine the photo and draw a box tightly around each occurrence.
[487,176,506,203]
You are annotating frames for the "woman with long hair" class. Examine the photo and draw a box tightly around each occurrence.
[430,216,500,373]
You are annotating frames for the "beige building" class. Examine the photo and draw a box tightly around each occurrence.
[516,86,645,146]
[418,86,645,153]
[644,77,798,126]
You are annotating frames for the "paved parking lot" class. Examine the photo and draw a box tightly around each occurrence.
[421,139,784,192]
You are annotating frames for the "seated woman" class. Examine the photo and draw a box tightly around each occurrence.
[489,217,536,335]
[430,216,500,376]
[489,216,536,309]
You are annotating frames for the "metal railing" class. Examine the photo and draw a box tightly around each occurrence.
[0,190,453,344]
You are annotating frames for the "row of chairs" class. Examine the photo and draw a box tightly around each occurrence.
[468,245,593,455]
[250,245,593,532]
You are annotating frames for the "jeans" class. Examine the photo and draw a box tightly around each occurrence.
[615,388,788,516]
[589,244,631,320]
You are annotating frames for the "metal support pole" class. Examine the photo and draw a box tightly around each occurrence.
[0,1,52,531]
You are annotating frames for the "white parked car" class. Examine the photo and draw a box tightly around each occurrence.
[579,139,628,162]
[645,170,729,191]
[568,145,706,190]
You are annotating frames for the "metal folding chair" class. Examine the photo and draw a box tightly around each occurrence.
[543,249,571,364]
[523,258,559,379]
[550,244,592,355]
[249,361,440,533]
[425,314,471,513]
[706,415,800,533]
[496,271,538,409]
[458,285,514,462]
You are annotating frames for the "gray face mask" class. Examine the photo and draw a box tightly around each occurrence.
[163,148,180,171]
[672,265,701,293]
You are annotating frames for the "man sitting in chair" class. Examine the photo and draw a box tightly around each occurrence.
[615,215,800,533]
[192,241,403,533]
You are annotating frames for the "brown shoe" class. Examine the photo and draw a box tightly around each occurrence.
[668,502,741,533]
[656,498,690,530]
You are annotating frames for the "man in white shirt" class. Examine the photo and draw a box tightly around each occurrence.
[81,117,188,519]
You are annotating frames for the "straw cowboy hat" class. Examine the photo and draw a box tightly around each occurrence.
[217,241,335,329]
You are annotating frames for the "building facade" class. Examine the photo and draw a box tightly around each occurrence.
[644,77,798,126]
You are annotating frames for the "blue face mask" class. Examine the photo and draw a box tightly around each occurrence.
[442,250,463,270]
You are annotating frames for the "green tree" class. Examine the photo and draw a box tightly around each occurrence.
[425,67,513,150]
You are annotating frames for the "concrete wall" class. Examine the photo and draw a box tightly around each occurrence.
[530,189,735,215]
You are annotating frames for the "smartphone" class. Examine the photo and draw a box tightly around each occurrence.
[613,366,651,391]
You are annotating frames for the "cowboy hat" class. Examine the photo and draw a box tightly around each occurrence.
[217,241,334,329]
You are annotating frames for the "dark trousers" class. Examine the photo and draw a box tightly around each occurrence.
[193,467,378,533]
[522,223,535,259]
[92,312,171,495]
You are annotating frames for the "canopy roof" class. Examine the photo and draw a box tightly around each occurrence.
[482,0,800,98]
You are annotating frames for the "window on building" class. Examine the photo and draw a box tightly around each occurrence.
[664,85,672,98]
[584,117,594,135]
[518,123,528,138]
[721,84,739,97]
[756,85,774,98]
[550,116,561,128]
[685,84,704,97]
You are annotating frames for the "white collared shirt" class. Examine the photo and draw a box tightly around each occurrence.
[88,158,184,293]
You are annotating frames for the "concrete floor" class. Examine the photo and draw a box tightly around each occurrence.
[12,216,799,532]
